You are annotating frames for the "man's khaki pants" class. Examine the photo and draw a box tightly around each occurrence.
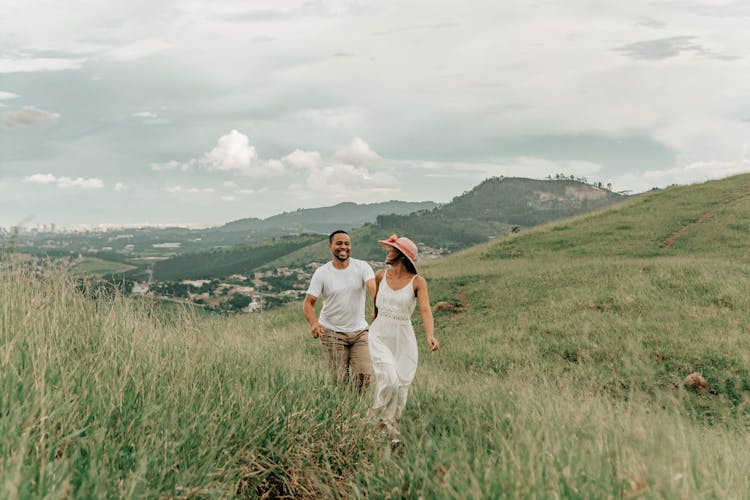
[319,328,372,386]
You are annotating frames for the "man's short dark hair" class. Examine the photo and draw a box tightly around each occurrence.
[329,230,349,243]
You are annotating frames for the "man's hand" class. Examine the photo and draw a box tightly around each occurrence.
[311,322,325,338]
[303,294,325,338]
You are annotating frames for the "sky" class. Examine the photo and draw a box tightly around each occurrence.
[2,0,750,228]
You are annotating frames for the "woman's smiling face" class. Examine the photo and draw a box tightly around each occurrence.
[384,246,399,264]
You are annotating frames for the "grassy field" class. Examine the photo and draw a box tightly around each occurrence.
[2,174,750,498]
[68,257,137,277]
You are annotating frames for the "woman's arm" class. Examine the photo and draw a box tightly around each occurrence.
[415,275,439,351]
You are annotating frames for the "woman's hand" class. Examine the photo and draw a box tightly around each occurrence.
[428,336,439,352]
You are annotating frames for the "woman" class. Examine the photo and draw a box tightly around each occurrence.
[368,234,439,446]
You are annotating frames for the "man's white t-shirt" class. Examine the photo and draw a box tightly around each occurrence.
[307,258,375,332]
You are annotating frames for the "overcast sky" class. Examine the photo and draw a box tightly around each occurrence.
[2,0,750,228]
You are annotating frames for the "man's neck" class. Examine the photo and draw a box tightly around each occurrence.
[332,258,351,269]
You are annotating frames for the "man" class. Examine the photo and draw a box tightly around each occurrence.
[303,230,376,392]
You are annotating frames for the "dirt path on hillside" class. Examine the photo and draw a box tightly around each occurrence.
[432,290,470,318]
[660,210,714,249]
[660,192,750,250]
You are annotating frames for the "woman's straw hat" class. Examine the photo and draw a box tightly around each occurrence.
[378,234,418,271]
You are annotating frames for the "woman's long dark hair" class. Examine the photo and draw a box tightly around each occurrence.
[394,248,417,274]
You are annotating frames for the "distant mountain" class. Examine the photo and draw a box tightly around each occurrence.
[268,177,630,265]
[135,201,438,281]
[218,200,438,234]
[440,176,625,226]
[362,177,628,257]
[98,177,629,280]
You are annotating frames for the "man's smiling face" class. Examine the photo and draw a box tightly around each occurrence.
[329,233,351,262]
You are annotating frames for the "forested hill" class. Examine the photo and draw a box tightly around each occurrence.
[149,234,323,281]
[266,177,630,266]
[146,177,629,277]
[441,176,624,226]
[366,177,628,256]
[218,200,438,234]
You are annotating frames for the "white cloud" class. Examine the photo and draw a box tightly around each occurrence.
[192,131,290,178]
[132,110,170,125]
[57,177,104,189]
[615,160,750,193]
[114,182,128,191]
[0,57,86,73]
[511,157,602,178]
[0,91,20,100]
[105,39,174,61]
[652,115,750,163]
[223,180,238,188]
[6,0,750,225]
[332,137,381,166]
[236,188,258,195]
[282,148,322,168]
[165,186,215,194]
[204,129,257,172]
[221,195,239,202]
[23,173,102,189]
[499,157,602,179]
[305,163,399,195]
[150,160,193,171]
[24,173,57,184]
[145,118,171,125]
[255,159,288,178]
[1,106,59,127]
[405,157,603,182]
[292,107,367,130]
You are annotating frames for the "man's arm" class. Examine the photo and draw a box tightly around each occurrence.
[370,270,384,320]
[365,277,376,302]
[364,263,377,320]
[303,294,325,338]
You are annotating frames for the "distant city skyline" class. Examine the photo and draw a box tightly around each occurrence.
[3,0,750,227]
[0,222,214,233]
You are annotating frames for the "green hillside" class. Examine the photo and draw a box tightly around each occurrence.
[371,177,627,254]
[2,174,749,497]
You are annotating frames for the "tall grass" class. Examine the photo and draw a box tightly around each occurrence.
[0,260,378,497]
[3,174,750,497]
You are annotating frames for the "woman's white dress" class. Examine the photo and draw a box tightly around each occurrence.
[369,273,418,432]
